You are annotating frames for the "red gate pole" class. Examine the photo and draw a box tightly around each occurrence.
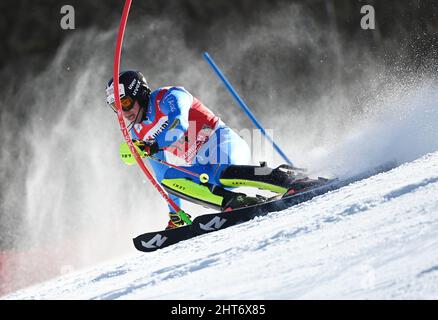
[113,0,191,224]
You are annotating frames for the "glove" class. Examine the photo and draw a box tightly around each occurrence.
[119,140,159,165]
[137,139,159,156]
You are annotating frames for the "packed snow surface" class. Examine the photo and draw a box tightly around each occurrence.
[4,152,438,299]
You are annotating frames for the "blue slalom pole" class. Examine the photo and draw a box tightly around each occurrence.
[203,52,294,166]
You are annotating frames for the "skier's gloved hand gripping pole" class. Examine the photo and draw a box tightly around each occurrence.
[203,52,294,167]
[120,140,210,184]
[113,0,192,225]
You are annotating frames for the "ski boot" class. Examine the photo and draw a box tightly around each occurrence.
[216,189,266,211]
[219,163,330,198]
[219,163,307,194]
[161,177,267,212]
[165,212,191,230]
[283,177,331,198]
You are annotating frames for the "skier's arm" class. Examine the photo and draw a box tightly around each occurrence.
[155,87,191,148]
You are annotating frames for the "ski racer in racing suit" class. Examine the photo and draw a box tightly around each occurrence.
[106,70,318,229]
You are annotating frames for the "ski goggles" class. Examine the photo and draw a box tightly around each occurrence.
[108,95,136,113]
[106,83,136,112]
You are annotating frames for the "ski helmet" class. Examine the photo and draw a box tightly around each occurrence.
[106,70,151,112]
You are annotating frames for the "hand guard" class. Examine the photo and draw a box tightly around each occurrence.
[119,139,159,165]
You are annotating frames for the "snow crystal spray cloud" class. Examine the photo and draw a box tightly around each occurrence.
[305,78,438,178]
[205,3,438,178]
[0,18,216,293]
[0,27,156,292]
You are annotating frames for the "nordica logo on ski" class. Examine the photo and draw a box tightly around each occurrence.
[199,216,227,231]
[141,234,168,249]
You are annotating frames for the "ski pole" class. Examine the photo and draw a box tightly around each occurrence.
[203,52,294,166]
[147,154,210,184]
[113,0,191,224]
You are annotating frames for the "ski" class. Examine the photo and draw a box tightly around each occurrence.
[132,178,336,252]
[133,162,397,252]
[133,225,193,252]
[191,178,339,235]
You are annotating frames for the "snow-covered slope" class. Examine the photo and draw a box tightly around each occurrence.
[3,152,438,300]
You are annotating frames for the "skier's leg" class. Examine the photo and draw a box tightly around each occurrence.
[219,164,326,195]
[209,126,323,195]
[160,164,224,210]
[194,124,251,183]
[219,164,296,194]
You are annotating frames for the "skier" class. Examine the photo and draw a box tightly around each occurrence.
[106,70,320,229]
